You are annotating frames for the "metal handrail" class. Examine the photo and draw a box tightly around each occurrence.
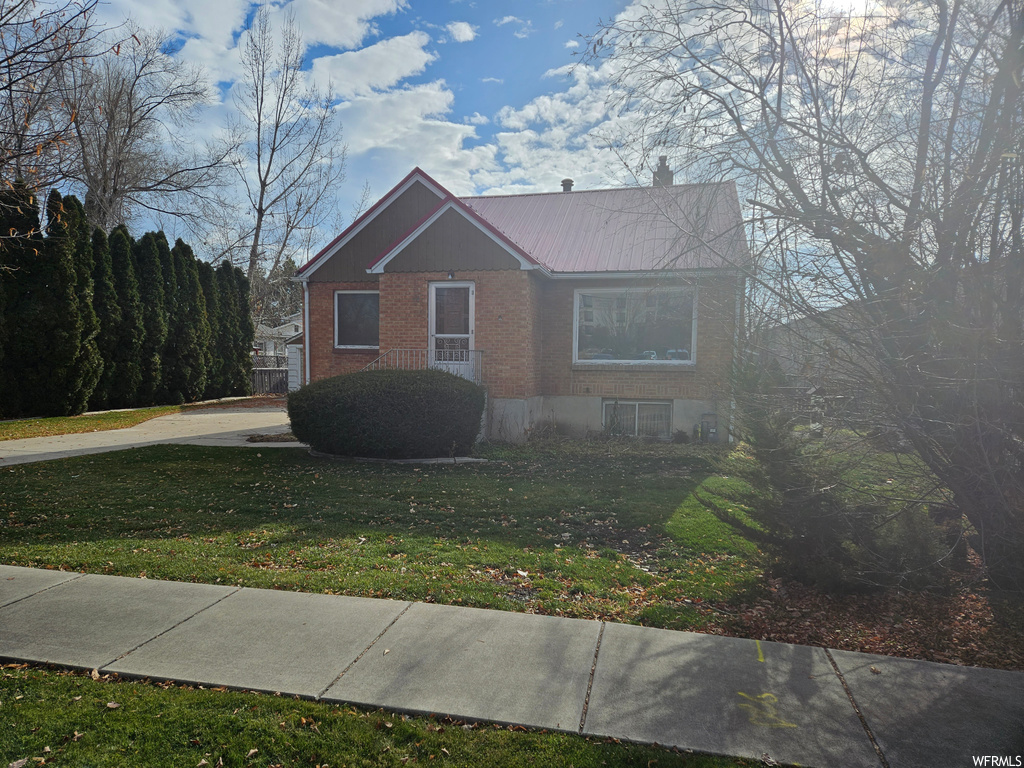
[362,348,483,384]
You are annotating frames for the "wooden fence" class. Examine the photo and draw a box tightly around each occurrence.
[251,368,289,395]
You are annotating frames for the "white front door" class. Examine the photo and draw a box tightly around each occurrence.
[429,282,475,380]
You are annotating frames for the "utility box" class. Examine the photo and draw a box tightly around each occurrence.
[700,412,718,443]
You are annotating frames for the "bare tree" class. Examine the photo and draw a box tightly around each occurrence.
[0,0,102,221]
[228,6,346,323]
[586,0,1024,587]
[60,25,232,232]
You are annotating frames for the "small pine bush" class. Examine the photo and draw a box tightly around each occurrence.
[288,369,486,459]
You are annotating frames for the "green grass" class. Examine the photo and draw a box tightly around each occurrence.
[0,405,186,441]
[1,664,757,768]
[0,441,764,629]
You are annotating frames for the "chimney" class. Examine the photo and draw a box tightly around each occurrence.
[561,178,574,192]
[653,156,674,187]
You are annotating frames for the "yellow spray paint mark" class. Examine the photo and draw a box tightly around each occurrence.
[755,640,765,662]
[736,692,798,729]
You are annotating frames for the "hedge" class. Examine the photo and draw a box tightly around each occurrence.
[288,368,486,459]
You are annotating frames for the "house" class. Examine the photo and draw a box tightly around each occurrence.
[294,161,749,441]
[254,312,303,358]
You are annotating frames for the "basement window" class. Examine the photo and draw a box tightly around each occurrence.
[335,290,379,348]
[603,400,672,439]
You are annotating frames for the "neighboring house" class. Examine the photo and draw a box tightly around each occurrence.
[756,303,880,389]
[294,162,749,441]
[254,312,303,357]
[285,331,304,392]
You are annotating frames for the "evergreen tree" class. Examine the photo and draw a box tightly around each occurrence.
[233,264,255,395]
[0,182,43,417]
[7,191,85,416]
[197,260,224,399]
[215,261,251,397]
[162,239,209,403]
[154,232,177,404]
[133,232,168,405]
[107,226,144,408]
[61,195,103,414]
[87,227,120,411]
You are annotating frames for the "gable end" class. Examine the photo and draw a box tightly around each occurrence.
[381,206,524,273]
[304,176,444,282]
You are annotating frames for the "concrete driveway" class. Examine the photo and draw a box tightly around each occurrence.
[0,405,298,467]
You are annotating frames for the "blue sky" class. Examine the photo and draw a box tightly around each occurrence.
[93,0,637,252]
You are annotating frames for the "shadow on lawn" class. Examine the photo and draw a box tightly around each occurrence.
[0,443,763,626]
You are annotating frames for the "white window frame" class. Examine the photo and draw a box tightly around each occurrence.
[602,400,673,439]
[573,287,697,366]
[334,290,380,350]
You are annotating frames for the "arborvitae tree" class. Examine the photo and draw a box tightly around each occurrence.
[9,191,85,416]
[197,260,223,399]
[233,264,255,395]
[133,232,168,405]
[153,231,177,404]
[214,261,252,396]
[62,195,103,414]
[0,182,43,417]
[86,227,120,410]
[161,239,209,403]
[107,226,143,408]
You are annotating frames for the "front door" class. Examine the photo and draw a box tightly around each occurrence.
[429,282,475,381]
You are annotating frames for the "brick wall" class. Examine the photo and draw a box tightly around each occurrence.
[379,270,541,399]
[305,271,739,417]
[538,275,739,404]
[306,280,382,380]
[306,271,542,399]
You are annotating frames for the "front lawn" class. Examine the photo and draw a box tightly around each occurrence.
[0,406,186,441]
[0,441,753,630]
[1,439,1021,670]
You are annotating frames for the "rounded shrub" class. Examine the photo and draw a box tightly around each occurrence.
[288,368,486,459]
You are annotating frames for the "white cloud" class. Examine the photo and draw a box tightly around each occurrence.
[474,60,636,195]
[481,76,503,84]
[309,32,436,99]
[513,22,535,39]
[493,15,534,38]
[564,40,579,49]
[287,0,408,49]
[554,20,564,30]
[334,81,499,200]
[446,21,477,42]
[464,112,489,125]
[338,81,463,154]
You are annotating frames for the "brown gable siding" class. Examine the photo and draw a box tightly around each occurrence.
[383,207,521,273]
[310,180,442,283]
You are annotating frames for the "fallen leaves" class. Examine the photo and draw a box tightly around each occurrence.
[719,574,1024,672]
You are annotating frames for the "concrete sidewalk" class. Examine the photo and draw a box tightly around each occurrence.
[1,565,1020,767]
[0,406,300,466]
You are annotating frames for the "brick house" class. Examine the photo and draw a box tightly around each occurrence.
[294,162,748,441]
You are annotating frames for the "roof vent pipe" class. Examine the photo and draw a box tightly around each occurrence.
[561,178,574,192]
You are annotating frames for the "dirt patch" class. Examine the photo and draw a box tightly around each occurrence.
[246,432,299,443]
[187,396,286,411]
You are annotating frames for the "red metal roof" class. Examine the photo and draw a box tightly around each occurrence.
[298,168,748,279]
[460,182,748,274]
